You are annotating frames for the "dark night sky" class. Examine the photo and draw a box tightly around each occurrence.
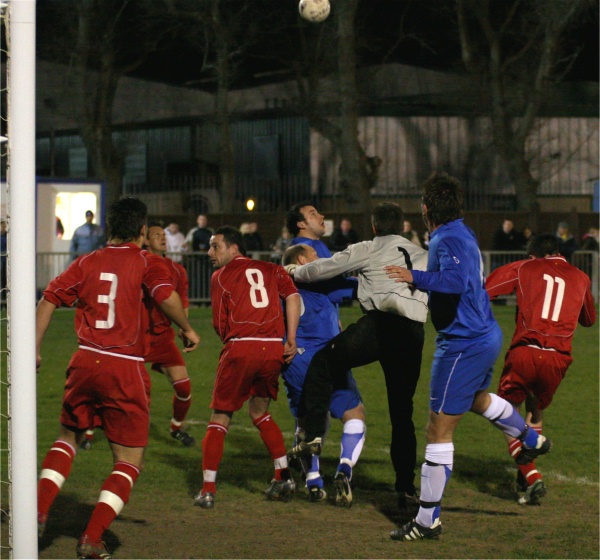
[34,0,599,91]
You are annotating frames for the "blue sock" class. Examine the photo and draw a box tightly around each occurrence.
[337,462,352,477]
[416,443,454,528]
[482,393,527,438]
[520,426,540,449]
[338,419,365,479]
[306,455,323,489]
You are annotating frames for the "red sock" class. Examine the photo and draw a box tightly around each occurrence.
[170,378,192,431]
[38,440,76,519]
[83,462,140,542]
[201,423,228,494]
[253,413,287,479]
[508,438,522,460]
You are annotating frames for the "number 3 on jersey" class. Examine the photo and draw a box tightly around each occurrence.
[541,273,565,321]
[245,268,269,308]
[96,272,118,329]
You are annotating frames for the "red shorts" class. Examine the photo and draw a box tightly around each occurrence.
[60,348,151,447]
[497,345,572,410]
[145,329,185,368]
[210,340,284,412]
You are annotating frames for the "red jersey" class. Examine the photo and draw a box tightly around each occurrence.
[43,243,174,358]
[486,256,596,354]
[211,256,298,342]
[148,257,189,336]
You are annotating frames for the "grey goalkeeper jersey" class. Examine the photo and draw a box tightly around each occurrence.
[293,235,429,323]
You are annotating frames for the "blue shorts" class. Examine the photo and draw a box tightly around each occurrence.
[430,324,502,415]
[282,344,361,419]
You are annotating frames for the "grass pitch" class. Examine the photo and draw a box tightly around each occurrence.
[2,303,598,558]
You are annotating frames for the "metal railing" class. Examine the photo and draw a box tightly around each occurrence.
[34,250,599,304]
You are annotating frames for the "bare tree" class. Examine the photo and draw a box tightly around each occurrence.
[73,0,167,207]
[456,0,594,212]
[162,0,277,212]
[290,0,390,212]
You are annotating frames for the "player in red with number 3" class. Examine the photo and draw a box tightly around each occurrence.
[194,226,300,509]
[486,233,596,505]
[36,198,200,559]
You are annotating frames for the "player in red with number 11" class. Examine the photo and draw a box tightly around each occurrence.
[486,233,596,505]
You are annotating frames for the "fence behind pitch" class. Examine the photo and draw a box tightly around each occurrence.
[34,250,598,304]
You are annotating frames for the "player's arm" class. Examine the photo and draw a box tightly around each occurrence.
[485,261,520,299]
[159,291,200,352]
[293,243,368,283]
[283,293,301,364]
[578,283,597,327]
[36,298,57,370]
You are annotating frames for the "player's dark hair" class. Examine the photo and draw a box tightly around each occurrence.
[527,233,559,258]
[421,172,463,226]
[147,219,164,229]
[214,225,247,256]
[107,197,147,242]
[282,244,309,266]
[372,202,403,236]
[286,201,313,236]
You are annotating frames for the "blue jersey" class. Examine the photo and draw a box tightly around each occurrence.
[283,236,360,419]
[411,219,497,339]
[290,237,356,346]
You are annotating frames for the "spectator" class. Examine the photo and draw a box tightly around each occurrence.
[69,210,105,259]
[184,214,213,253]
[555,221,578,262]
[271,226,292,260]
[56,217,65,239]
[492,218,525,251]
[401,220,422,247]
[165,222,186,262]
[580,227,599,252]
[329,218,359,252]
[185,214,213,301]
[522,226,535,249]
[241,221,264,252]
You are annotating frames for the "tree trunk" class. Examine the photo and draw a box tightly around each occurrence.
[212,0,236,213]
[335,0,371,213]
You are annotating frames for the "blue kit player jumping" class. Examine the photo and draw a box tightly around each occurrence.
[385,172,552,541]
[283,203,365,506]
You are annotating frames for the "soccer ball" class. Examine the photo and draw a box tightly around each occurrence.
[298,0,331,23]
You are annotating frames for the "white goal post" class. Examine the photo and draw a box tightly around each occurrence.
[4,1,38,559]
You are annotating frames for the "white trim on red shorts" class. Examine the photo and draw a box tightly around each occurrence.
[79,345,144,361]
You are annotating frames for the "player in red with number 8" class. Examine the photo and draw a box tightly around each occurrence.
[486,233,596,505]
[194,225,300,509]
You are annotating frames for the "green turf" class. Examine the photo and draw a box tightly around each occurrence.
[2,304,599,558]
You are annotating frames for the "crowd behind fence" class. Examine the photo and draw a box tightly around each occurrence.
[35,250,599,305]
